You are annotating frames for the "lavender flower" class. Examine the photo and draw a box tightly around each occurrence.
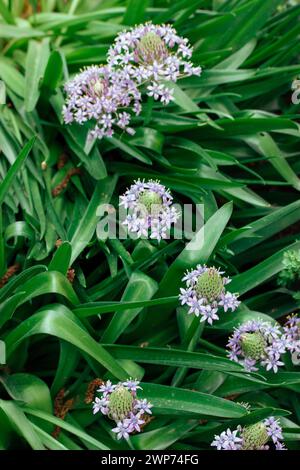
[211,417,285,451]
[63,65,141,139]
[92,378,152,440]
[227,320,286,372]
[179,265,240,324]
[283,314,300,354]
[211,428,243,450]
[107,22,201,104]
[120,179,179,242]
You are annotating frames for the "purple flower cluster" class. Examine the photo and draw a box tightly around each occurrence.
[283,314,300,354]
[120,179,179,242]
[211,417,285,451]
[92,379,152,440]
[63,23,201,139]
[179,265,240,324]
[227,320,286,373]
[63,65,141,139]
[107,22,201,105]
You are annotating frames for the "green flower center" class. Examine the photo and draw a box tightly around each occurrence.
[136,32,168,63]
[195,268,224,302]
[138,190,163,214]
[108,386,133,421]
[242,422,269,450]
[241,332,266,360]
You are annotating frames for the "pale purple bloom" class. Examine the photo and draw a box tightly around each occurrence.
[92,396,109,415]
[219,292,240,312]
[199,305,219,325]
[97,379,115,395]
[135,399,153,415]
[227,320,286,373]
[125,412,145,433]
[120,179,179,242]
[92,379,152,440]
[212,417,285,451]
[107,22,201,105]
[179,265,239,324]
[283,314,300,354]
[112,421,131,440]
[211,428,243,451]
[264,417,284,443]
[63,65,141,139]
[122,379,142,394]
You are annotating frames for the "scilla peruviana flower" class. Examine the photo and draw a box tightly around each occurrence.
[179,265,240,324]
[92,379,152,440]
[227,320,286,372]
[283,314,300,355]
[107,22,201,105]
[62,65,141,139]
[211,417,286,451]
[120,179,179,242]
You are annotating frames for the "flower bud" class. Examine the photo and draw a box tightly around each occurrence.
[195,268,224,302]
[108,386,134,421]
[242,422,269,450]
[241,332,267,360]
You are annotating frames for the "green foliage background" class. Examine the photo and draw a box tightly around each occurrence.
[0,0,300,450]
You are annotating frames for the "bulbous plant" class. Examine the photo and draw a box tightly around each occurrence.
[93,379,152,440]
[211,417,285,450]
[179,265,240,324]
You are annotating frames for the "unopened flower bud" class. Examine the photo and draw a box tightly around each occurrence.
[108,386,134,421]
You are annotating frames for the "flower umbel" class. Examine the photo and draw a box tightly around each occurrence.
[120,179,179,242]
[179,265,240,324]
[227,320,286,372]
[92,378,152,440]
[211,417,285,450]
[107,22,201,104]
[63,65,141,139]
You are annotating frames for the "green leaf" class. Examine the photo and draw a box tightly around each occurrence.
[0,400,44,450]
[5,304,129,381]
[0,137,35,207]
[123,0,149,25]
[101,271,158,343]
[140,383,246,418]
[25,39,50,112]
[48,241,72,275]
[70,177,117,263]
[1,374,52,414]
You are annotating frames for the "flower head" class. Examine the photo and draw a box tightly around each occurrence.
[120,179,179,242]
[63,65,141,139]
[92,378,152,440]
[211,417,285,451]
[179,265,239,324]
[107,22,201,104]
[227,320,286,372]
